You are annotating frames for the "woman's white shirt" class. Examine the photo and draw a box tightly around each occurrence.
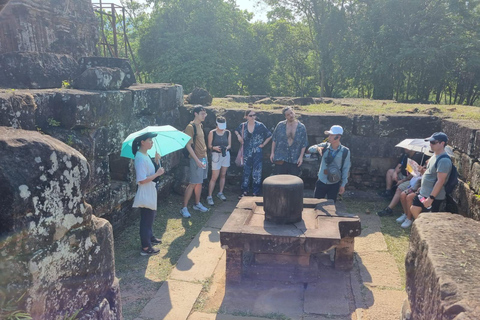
[132,152,157,210]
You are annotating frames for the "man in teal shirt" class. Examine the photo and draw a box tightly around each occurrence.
[308,125,351,202]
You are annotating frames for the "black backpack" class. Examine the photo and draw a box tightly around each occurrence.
[182,122,198,158]
[435,154,459,195]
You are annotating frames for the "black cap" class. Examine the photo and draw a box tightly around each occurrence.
[132,132,157,155]
[425,132,448,143]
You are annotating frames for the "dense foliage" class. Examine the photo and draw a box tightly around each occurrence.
[117,0,480,105]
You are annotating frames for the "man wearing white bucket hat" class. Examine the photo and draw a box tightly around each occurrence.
[308,125,351,202]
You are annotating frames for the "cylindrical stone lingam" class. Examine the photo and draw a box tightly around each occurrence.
[263,174,303,224]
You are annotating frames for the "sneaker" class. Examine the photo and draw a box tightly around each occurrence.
[377,207,393,217]
[140,247,160,256]
[378,189,393,198]
[150,237,162,245]
[217,192,227,201]
[207,196,214,206]
[193,202,209,212]
[180,207,191,218]
[238,192,247,200]
[401,218,413,228]
[396,213,407,224]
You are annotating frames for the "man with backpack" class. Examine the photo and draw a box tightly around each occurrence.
[307,125,351,202]
[180,105,209,218]
[410,132,456,219]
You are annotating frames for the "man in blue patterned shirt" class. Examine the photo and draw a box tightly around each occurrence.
[270,107,309,176]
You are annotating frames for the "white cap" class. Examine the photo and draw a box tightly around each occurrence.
[217,121,226,130]
[324,125,343,135]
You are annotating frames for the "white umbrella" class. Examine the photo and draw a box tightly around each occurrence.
[395,139,432,154]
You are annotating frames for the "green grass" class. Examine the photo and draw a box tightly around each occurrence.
[114,192,215,320]
[212,97,480,121]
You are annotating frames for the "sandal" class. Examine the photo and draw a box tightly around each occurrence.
[238,192,247,200]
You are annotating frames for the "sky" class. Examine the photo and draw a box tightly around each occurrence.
[105,0,269,21]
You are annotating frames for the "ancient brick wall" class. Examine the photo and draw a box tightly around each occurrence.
[179,107,480,220]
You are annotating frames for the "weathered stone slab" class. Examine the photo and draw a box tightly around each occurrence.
[357,251,402,289]
[469,162,480,194]
[187,87,212,106]
[221,281,305,319]
[405,213,480,320]
[375,115,441,138]
[0,0,98,59]
[301,114,354,137]
[0,52,79,89]
[304,269,350,315]
[77,57,136,88]
[0,127,120,319]
[170,227,225,282]
[443,119,480,157]
[140,280,202,320]
[73,67,125,91]
[189,313,269,320]
[0,91,36,130]
[362,288,406,320]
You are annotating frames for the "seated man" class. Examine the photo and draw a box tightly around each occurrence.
[378,148,425,199]
[395,166,426,228]
[377,149,427,216]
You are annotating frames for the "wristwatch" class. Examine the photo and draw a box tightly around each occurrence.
[429,195,436,200]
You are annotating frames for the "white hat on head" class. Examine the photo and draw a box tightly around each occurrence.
[324,125,343,135]
[217,121,226,130]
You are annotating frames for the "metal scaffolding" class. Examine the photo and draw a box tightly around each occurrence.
[92,1,142,83]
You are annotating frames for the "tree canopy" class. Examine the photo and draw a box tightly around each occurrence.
[118,0,480,105]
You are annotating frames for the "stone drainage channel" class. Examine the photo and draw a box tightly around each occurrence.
[134,189,406,320]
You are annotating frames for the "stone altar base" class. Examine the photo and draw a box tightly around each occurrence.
[220,197,361,284]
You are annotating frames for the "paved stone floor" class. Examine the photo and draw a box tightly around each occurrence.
[134,191,406,320]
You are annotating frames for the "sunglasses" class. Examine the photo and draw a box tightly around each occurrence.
[248,114,257,117]
[429,140,439,145]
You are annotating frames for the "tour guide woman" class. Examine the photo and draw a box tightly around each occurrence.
[235,110,272,198]
[132,132,165,256]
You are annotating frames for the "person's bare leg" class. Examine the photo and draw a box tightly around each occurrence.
[406,193,416,219]
[194,183,202,204]
[410,204,422,220]
[183,183,195,207]
[386,169,395,190]
[400,191,408,213]
[219,166,228,194]
[387,188,402,209]
[208,170,220,197]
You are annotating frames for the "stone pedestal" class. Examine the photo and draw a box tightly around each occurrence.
[220,197,361,283]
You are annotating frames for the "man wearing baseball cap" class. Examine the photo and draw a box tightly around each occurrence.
[307,125,351,202]
[410,132,452,219]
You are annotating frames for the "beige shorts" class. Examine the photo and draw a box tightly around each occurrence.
[397,180,410,191]
[211,151,231,170]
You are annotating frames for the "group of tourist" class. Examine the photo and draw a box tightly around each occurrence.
[377,132,453,229]
[130,104,453,256]
[178,105,351,220]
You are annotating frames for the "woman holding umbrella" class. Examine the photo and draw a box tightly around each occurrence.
[132,132,165,256]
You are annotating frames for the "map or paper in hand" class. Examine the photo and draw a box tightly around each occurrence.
[406,158,421,177]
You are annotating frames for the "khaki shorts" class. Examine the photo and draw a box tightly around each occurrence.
[397,180,410,191]
[211,151,230,170]
[190,157,208,184]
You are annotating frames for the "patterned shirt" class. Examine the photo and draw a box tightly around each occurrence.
[235,121,272,154]
[272,120,308,163]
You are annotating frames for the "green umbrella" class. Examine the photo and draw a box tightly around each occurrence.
[120,125,191,159]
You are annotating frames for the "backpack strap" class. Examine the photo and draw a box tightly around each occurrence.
[341,146,349,170]
[435,153,451,169]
